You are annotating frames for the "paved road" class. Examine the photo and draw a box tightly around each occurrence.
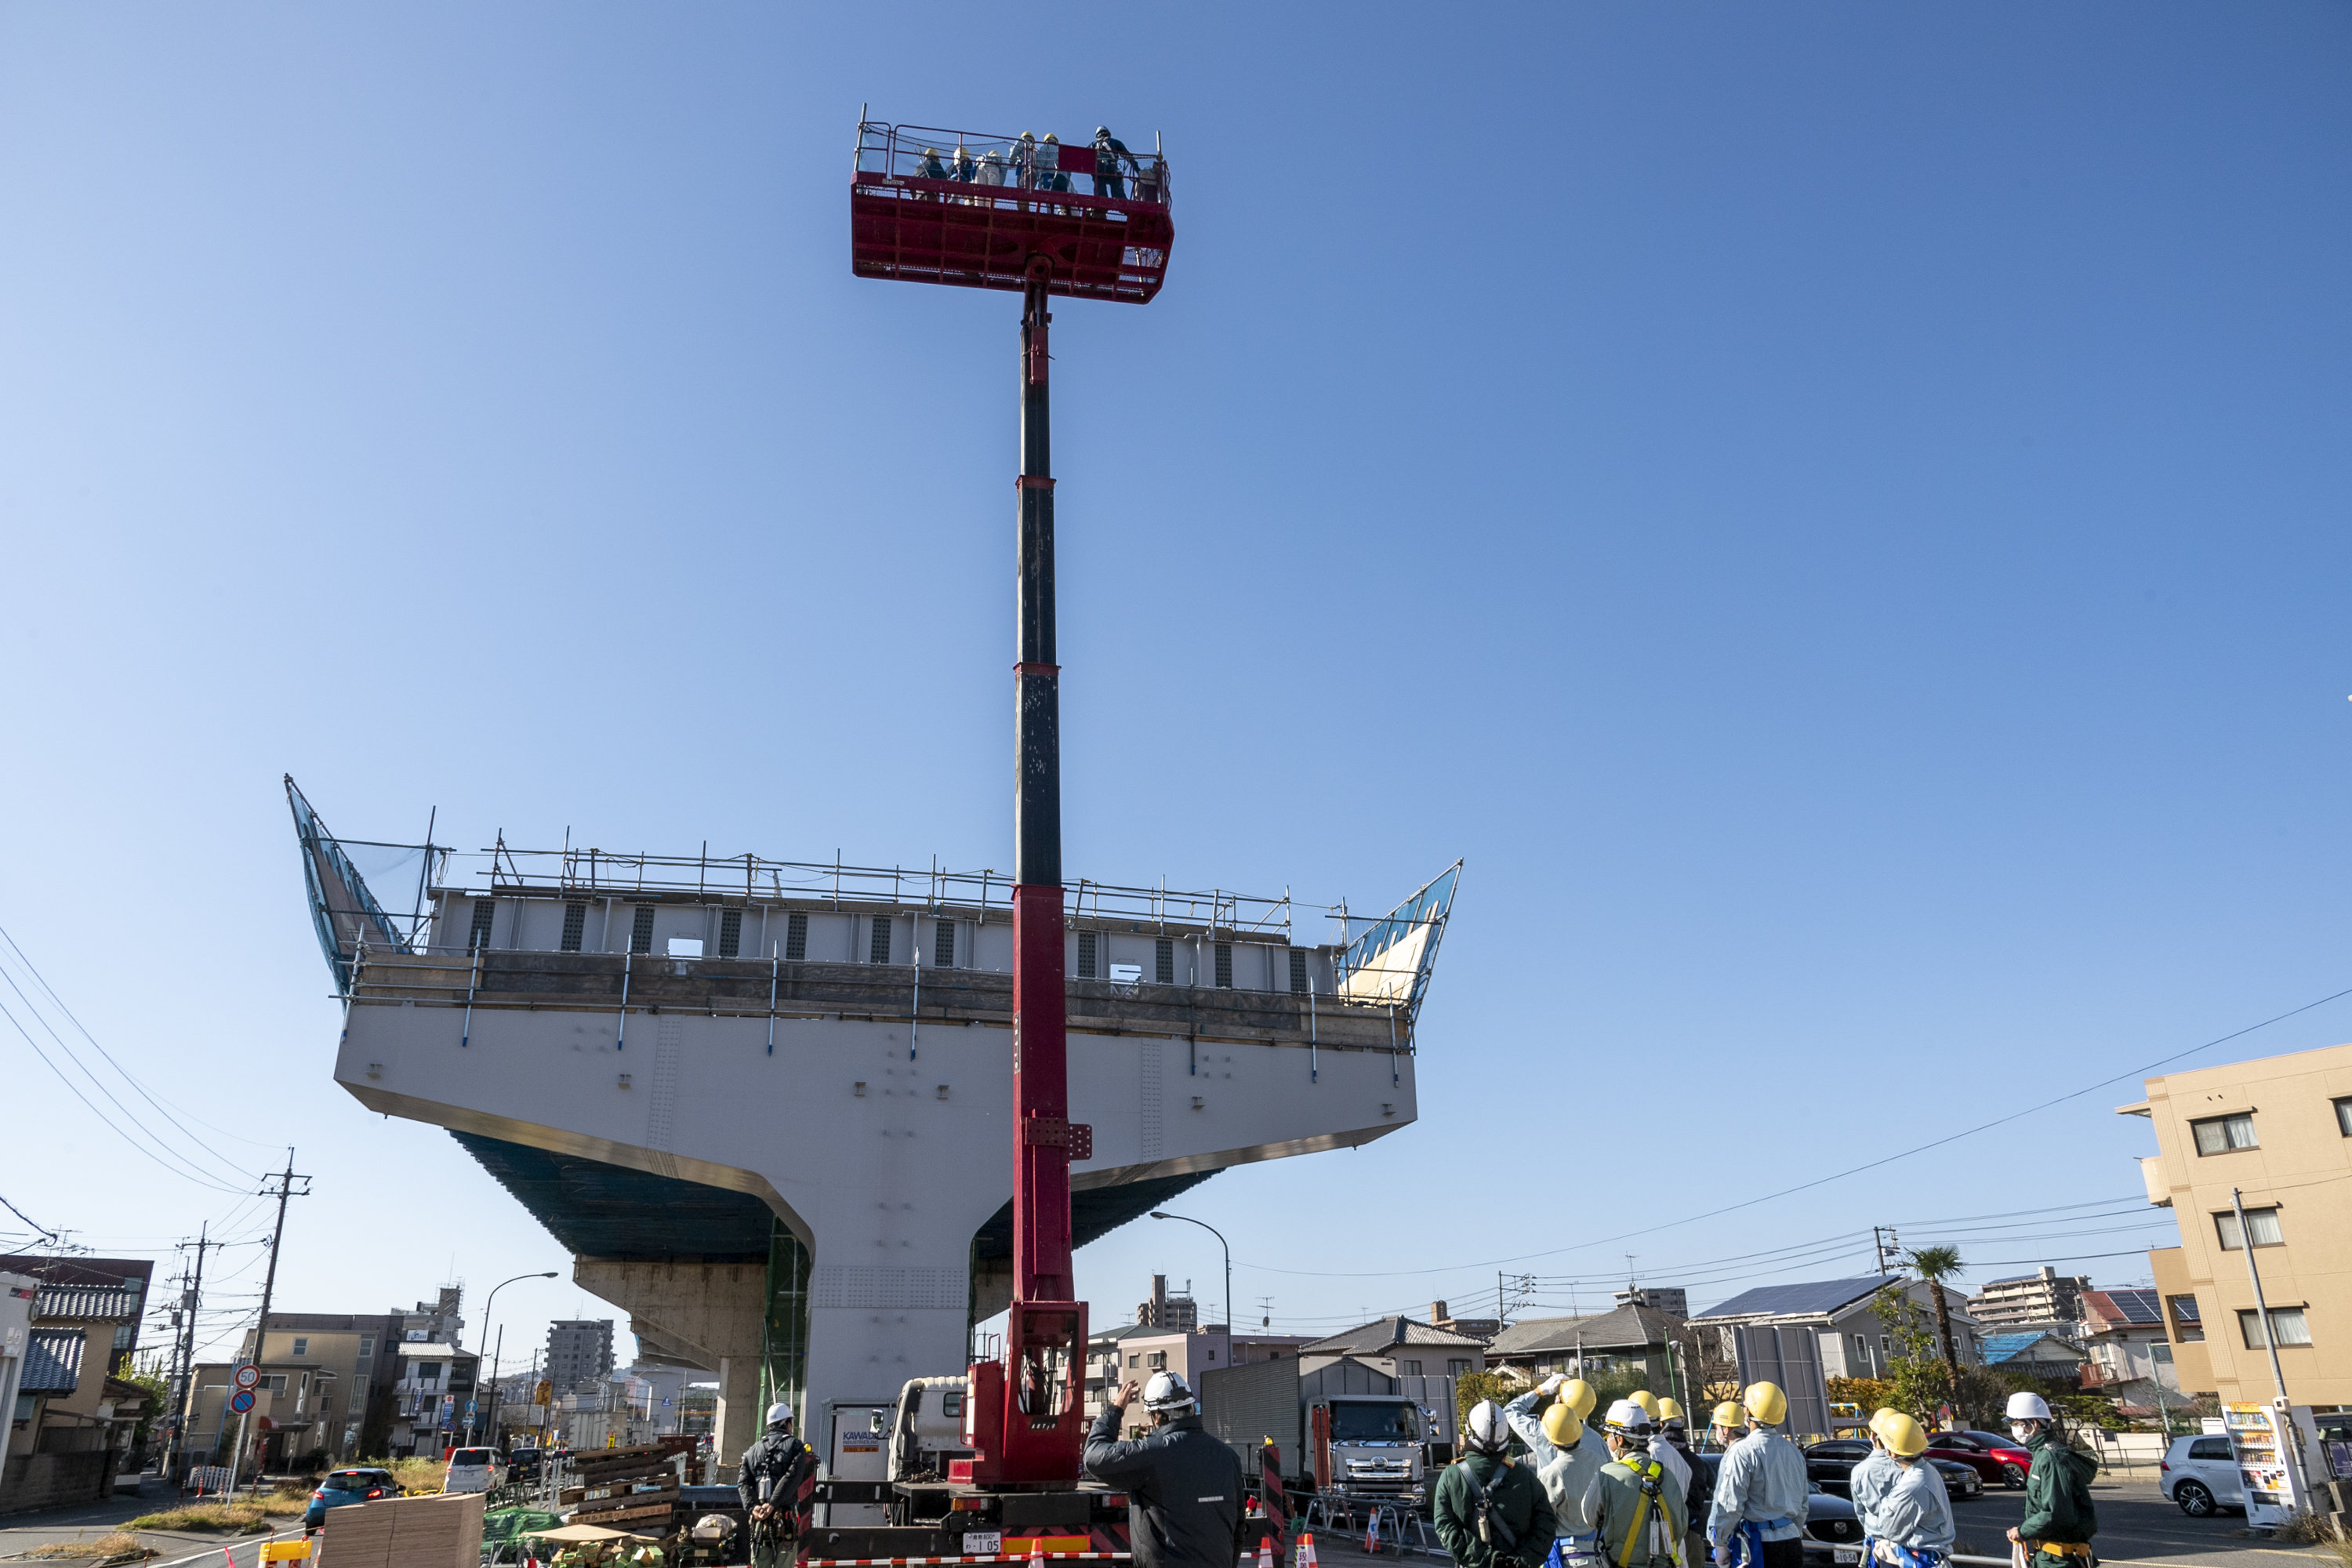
[1297,1477,2331,1568]
[0,1476,308,1566]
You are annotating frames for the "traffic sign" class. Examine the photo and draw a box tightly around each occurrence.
[233,1364,260,1392]
[229,1390,256,1414]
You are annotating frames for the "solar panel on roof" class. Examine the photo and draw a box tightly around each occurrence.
[2105,1288,2162,1324]
[1693,1276,1891,1320]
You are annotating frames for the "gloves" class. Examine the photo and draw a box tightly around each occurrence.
[1538,1374,1566,1396]
[1711,1537,1733,1568]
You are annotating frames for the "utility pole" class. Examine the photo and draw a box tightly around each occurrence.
[2231,1185,2314,1514]
[232,1152,310,1494]
[163,1225,223,1487]
[1873,1226,1903,1275]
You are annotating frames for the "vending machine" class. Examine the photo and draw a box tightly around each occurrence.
[2224,1400,2323,1529]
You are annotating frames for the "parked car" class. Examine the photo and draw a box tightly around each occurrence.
[507,1446,543,1483]
[1924,1429,2034,1488]
[1695,1454,1865,1549]
[2160,1433,2246,1517]
[304,1467,398,1532]
[1801,1439,1983,1501]
[444,1446,503,1494]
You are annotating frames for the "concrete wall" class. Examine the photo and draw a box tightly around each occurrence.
[1,1452,109,1515]
[339,992,1412,1458]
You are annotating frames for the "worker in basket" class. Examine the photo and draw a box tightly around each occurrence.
[2002,1393,2098,1567]
[1854,1410,1953,1568]
[1435,1400,1555,1568]
[1083,1370,1251,1568]
[1704,1383,1807,1568]
[1595,1399,1686,1566]
[1502,1375,1608,1568]
[739,1403,816,1568]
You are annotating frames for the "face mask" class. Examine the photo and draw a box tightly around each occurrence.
[2009,1424,2034,1443]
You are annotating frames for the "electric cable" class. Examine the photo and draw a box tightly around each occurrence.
[0,996,252,1196]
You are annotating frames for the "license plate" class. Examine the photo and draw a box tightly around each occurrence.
[965,1532,1002,1556]
[1833,1552,1860,1565]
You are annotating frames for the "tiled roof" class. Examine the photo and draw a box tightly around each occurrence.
[1486,1305,1679,1357]
[1692,1277,1893,1322]
[36,1285,140,1321]
[23,1328,86,1393]
[1301,1316,1486,1356]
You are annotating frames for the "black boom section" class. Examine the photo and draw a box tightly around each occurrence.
[450,1131,773,1262]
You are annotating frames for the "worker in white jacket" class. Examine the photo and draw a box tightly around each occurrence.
[1503,1375,1609,1567]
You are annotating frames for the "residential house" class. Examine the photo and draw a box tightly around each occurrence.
[1482,1303,1688,1387]
[1978,1331,2088,1378]
[1428,1301,1502,1344]
[1299,1318,1486,1378]
[2122,1042,2352,1403]
[1688,1276,1980,1382]
[1968,1268,2089,1330]
[0,1257,154,1514]
[229,1314,406,1470]
[2077,1289,2178,1396]
[1085,1323,1316,1418]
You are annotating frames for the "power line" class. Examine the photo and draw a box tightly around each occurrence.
[0,995,252,1195]
[1242,980,2352,1281]
[0,1191,61,1242]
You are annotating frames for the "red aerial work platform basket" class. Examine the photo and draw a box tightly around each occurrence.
[850,120,1173,303]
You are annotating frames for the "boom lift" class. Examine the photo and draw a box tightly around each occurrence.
[808,115,1177,1563]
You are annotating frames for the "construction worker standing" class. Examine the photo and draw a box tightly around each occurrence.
[738,1403,816,1568]
[2002,1393,2097,1567]
[1594,1400,1688,1566]
[1436,1400,1556,1568]
[1503,1376,1609,1567]
[1705,1384,1808,1568]
[1654,1400,1709,1565]
[1855,1411,1953,1568]
[1629,1396,1692,1516]
[1083,1372,1250,1568]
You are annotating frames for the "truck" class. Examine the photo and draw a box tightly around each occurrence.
[1198,1356,1447,1508]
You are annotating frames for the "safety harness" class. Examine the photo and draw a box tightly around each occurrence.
[1457,1456,1522,1554]
[1614,1456,1683,1567]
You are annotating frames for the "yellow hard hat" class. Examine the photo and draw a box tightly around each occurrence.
[1744,1381,1788,1426]
[1871,1408,1928,1458]
[1559,1379,1598,1420]
[1628,1391,1661,1421]
[1657,1397,1685,1425]
[1711,1401,1746,1431]
[1541,1401,1584,1449]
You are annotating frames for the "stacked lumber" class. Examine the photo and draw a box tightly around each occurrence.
[318,1490,487,1568]
[564,1443,690,1531]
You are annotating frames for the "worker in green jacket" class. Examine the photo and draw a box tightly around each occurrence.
[1594,1400,1688,1566]
[1436,1400,1557,1568]
[2002,1393,2097,1565]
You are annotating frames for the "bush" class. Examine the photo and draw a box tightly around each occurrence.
[122,1500,299,1534]
[25,1533,150,1560]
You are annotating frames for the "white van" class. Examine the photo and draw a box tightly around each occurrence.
[2159,1433,2245,1516]
[443,1446,502,1494]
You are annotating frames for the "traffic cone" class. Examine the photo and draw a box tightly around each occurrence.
[1296,1534,1318,1568]
[1365,1510,1381,1555]
[1030,1534,1047,1564]
[1256,1540,1274,1568]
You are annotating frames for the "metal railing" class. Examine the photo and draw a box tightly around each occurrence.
[854,119,1170,212]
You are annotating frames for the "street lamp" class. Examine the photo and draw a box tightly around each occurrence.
[470,1271,559,1445]
[1149,1213,1231,1345]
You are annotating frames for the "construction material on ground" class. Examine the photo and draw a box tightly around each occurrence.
[560,1443,694,1535]
[318,1490,485,1568]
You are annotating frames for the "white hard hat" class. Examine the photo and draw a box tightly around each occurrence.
[1143,1370,1196,1413]
[1604,1399,1653,1436]
[765,1403,794,1428]
[2005,1392,2052,1423]
[1465,1399,1510,1455]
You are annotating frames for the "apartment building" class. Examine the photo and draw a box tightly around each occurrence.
[2123,1040,2352,1404]
[543,1320,615,1393]
[1966,1267,2089,1329]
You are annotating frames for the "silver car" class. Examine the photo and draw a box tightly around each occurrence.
[2160,1433,2245,1516]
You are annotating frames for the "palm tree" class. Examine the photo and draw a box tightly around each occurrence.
[1907,1245,1966,1403]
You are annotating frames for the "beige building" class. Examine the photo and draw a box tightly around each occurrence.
[2122,1040,2352,1405]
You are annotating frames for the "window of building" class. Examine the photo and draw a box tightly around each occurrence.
[469,900,497,953]
[263,1374,289,1394]
[2165,1295,2204,1342]
[718,909,742,960]
[1448,1359,1472,1376]
[561,903,586,953]
[419,1363,442,1386]
[869,916,893,964]
[1399,1359,1421,1375]
[2192,1112,2258,1156]
[1077,931,1098,978]
[935,920,955,968]
[2239,1307,2312,1348]
[630,906,655,954]
[291,1338,309,1358]
[1155,938,1174,985]
[1290,950,1308,994]
[1127,1354,1140,1368]
[1148,1351,1167,1370]
[1214,943,1233,988]
[2336,1097,2352,1138]
[357,1336,374,1361]
[2215,1207,2284,1250]
[786,912,808,961]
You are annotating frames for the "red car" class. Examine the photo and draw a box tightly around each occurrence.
[1924,1429,2034,1488]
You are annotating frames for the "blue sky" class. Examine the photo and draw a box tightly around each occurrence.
[4,2,2349,1368]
